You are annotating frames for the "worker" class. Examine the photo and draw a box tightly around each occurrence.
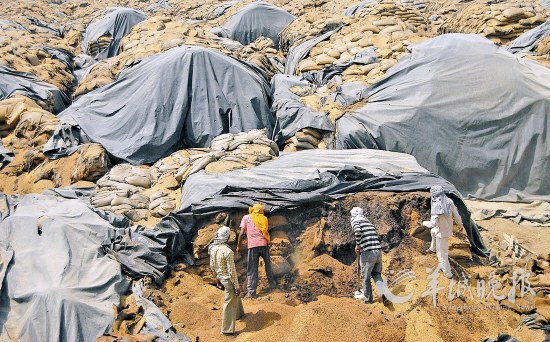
[209,226,245,335]
[350,206,387,304]
[422,185,463,279]
[236,203,277,298]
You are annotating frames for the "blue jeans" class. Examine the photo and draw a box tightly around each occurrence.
[360,249,385,302]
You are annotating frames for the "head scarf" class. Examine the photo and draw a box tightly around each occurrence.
[250,203,270,244]
[350,206,368,225]
[430,186,451,217]
[208,225,231,255]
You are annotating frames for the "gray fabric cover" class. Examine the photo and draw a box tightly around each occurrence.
[336,34,550,202]
[0,141,13,170]
[82,7,146,60]
[0,65,71,114]
[0,194,126,342]
[45,45,274,164]
[506,20,550,54]
[0,190,190,341]
[271,74,334,145]
[343,0,376,16]
[211,1,295,48]
[158,149,488,258]
[284,26,341,75]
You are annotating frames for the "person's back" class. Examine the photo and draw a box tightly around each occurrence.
[237,203,276,298]
[350,206,385,304]
[351,213,382,252]
[240,214,268,248]
[210,244,237,283]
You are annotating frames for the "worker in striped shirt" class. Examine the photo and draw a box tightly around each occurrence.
[350,206,387,304]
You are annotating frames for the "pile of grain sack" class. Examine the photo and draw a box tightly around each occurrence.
[90,129,279,222]
[439,1,547,44]
[0,97,109,194]
[76,15,286,96]
[279,2,432,152]
[74,16,227,97]
[0,19,75,99]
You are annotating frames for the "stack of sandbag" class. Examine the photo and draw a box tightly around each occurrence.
[85,35,111,56]
[206,129,279,173]
[0,21,75,97]
[170,0,245,21]
[354,1,429,33]
[91,164,152,221]
[153,129,277,182]
[296,15,428,83]
[76,16,228,95]
[439,2,547,44]
[523,36,550,68]
[73,61,116,97]
[149,148,212,218]
[232,37,286,78]
[278,12,349,53]
[399,0,427,11]
[0,97,109,193]
[283,128,325,152]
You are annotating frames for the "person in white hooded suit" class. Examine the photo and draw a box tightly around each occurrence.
[423,186,463,279]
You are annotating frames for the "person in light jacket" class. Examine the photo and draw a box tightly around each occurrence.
[209,226,245,335]
[423,186,463,279]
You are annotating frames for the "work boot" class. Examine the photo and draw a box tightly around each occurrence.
[244,292,257,299]
[425,248,435,254]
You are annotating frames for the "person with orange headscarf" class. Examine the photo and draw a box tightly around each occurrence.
[236,203,277,298]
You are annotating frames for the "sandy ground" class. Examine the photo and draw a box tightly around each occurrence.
[161,270,545,342]
[152,214,550,342]
[478,218,550,256]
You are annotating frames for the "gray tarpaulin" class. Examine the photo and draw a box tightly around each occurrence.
[335,34,550,202]
[506,20,550,54]
[23,16,64,36]
[284,26,342,75]
[0,141,13,170]
[0,193,127,342]
[343,0,376,16]
[0,65,71,114]
[0,19,27,31]
[206,1,239,20]
[271,74,334,145]
[82,7,146,60]
[158,149,488,258]
[211,1,295,48]
[0,191,189,341]
[44,45,274,164]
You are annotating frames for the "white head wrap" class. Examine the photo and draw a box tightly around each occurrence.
[208,226,231,254]
[350,207,368,225]
[430,186,451,217]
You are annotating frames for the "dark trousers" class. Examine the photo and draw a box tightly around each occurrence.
[246,245,275,295]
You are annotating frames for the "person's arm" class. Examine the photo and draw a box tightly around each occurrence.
[451,203,463,228]
[422,215,439,228]
[236,225,246,254]
[227,251,240,294]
